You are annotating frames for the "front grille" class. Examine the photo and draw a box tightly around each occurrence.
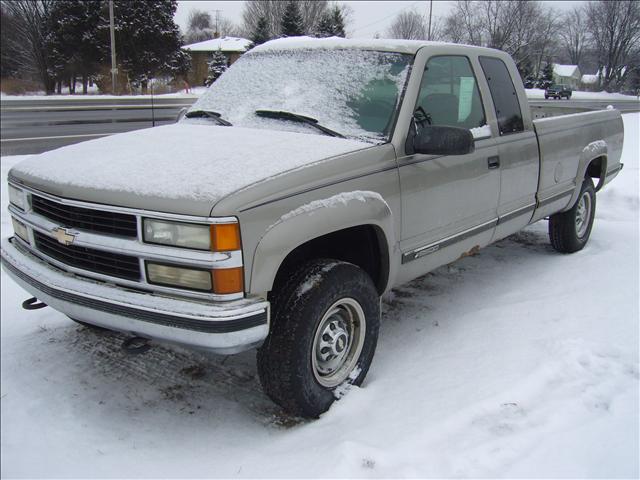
[32,195,137,238]
[34,231,141,281]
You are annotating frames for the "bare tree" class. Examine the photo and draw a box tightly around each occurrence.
[386,9,426,40]
[586,0,640,90]
[558,6,589,67]
[242,0,328,39]
[184,9,241,44]
[1,0,55,93]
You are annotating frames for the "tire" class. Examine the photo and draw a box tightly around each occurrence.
[545,95,549,99]
[549,177,596,253]
[257,259,380,418]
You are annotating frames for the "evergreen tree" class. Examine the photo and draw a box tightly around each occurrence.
[280,1,304,37]
[542,61,554,87]
[330,5,346,37]
[205,49,228,86]
[315,12,333,37]
[103,0,186,92]
[251,16,271,45]
[45,0,102,94]
[314,5,346,38]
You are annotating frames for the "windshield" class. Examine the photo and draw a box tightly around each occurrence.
[186,49,413,144]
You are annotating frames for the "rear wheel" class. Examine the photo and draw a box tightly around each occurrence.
[549,178,596,253]
[257,259,380,418]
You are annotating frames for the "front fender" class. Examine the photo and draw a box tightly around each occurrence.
[249,191,396,295]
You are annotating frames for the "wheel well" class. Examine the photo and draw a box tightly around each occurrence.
[271,225,389,296]
[586,156,606,191]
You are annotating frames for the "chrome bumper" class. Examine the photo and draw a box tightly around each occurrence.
[1,237,269,354]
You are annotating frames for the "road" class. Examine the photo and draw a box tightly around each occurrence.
[1,96,195,156]
[1,95,638,156]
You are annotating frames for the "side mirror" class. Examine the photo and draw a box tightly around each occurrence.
[414,125,475,156]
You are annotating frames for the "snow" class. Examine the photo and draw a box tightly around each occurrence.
[10,124,368,203]
[251,36,451,54]
[553,64,579,78]
[471,124,491,139]
[582,74,599,85]
[277,190,385,225]
[526,88,639,100]
[0,90,200,100]
[191,47,412,143]
[1,113,639,478]
[182,36,252,53]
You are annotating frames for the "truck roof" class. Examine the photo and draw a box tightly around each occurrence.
[250,36,503,56]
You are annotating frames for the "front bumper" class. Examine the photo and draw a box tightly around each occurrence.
[1,237,269,354]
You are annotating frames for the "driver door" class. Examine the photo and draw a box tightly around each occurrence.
[397,50,501,274]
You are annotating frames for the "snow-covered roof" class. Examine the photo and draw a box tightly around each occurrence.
[182,37,252,53]
[553,64,580,78]
[251,36,492,55]
[581,74,599,84]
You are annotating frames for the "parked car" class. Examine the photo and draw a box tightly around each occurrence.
[2,38,624,418]
[546,84,573,99]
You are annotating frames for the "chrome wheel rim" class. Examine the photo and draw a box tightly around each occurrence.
[575,191,592,238]
[311,298,366,388]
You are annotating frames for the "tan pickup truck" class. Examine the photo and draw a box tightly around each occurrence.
[2,38,624,417]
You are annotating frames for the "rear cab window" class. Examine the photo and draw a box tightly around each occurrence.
[478,56,524,135]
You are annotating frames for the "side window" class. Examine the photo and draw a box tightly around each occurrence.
[478,56,524,135]
[415,56,486,131]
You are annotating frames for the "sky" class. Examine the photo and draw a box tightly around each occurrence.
[175,1,585,39]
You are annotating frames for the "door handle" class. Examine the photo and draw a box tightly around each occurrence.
[488,155,500,169]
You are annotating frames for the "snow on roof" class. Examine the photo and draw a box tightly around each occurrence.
[553,64,579,78]
[182,37,252,53]
[581,74,599,84]
[251,36,480,55]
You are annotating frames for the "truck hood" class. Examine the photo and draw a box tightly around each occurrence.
[9,123,369,216]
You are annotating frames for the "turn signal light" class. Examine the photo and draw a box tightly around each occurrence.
[213,267,244,294]
[210,223,241,251]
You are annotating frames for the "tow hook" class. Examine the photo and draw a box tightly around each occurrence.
[22,297,48,310]
[121,336,152,355]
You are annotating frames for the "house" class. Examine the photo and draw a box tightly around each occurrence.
[182,37,253,86]
[581,74,600,91]
[553,64,581,89]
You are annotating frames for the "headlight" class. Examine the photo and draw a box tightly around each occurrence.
[143,219,241,252]
[8,184,26,211]
[11,217,29,243]
[143,219,211,250]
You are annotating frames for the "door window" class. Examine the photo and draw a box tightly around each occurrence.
[479,56,524,135]
[415,56,486,131]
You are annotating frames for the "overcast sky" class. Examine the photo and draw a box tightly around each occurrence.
[175,1,585,39]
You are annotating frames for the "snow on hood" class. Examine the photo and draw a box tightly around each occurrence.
[11,124,368,204]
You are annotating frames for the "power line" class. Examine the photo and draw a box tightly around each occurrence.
[351,1,423,33]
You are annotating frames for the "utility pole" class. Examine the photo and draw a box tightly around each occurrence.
[109,0,117,94]
[213,9,222,38]
[427,0,433,41]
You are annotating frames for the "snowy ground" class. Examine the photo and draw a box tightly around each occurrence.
[0,87,204,100]
[526,88,639,101]
[1,114,638,478]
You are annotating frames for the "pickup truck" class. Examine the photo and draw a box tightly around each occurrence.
[545,84,573,100]
[1,38,624,418]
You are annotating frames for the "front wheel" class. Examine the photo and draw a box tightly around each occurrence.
[549,178,596,253]
[257,259,380,417]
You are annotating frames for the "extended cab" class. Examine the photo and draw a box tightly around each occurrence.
[2,38,624,417]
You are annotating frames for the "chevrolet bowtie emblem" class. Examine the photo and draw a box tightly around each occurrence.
[52,227,76,246]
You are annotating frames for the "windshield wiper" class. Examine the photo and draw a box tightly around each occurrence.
[184,109,232,126]
[255,109,345,138]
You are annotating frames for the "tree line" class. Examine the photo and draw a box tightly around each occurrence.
[1,0,189,94]
[387,0,639,92]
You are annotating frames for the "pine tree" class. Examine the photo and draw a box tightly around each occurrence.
[251,16,271,45]
[330,6,346,37]
[315,12,333,38]
[542,61,554,87]
[280,1,304,37]
[45,0,102,94]
[103,0,186,93]
[205,49,228,86]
